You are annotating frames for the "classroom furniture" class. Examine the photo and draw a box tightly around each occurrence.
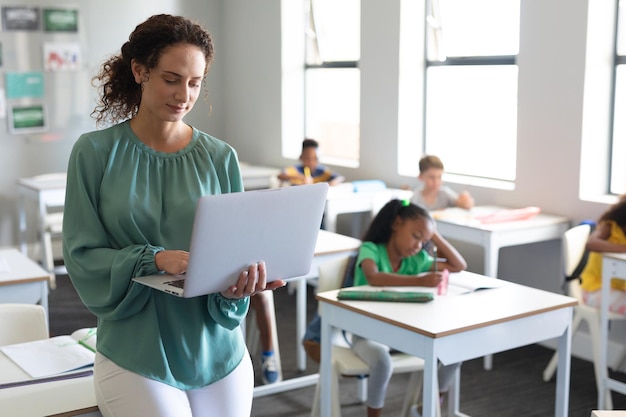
[592,411,626,416]
[542,225,625,409]
[432,205,570,369]
[0,248,50,320]
[0,348,100,417]
[17,173,67,283]
[0,304,48,346]
[309,255,430,417]
[598,253,626,409]
[323,182,413,234]
[317,271,578,417]
[253,230,362,398]
[239,162,281,190]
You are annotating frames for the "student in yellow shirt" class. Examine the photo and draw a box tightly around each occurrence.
[580,194,626,315]
[277,138,345,186]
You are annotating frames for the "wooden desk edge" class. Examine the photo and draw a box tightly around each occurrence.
[0,275,50,285]
[49,406,100,417]
[316,290,577,339]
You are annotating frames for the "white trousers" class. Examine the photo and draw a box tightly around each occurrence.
[94,351,254,417]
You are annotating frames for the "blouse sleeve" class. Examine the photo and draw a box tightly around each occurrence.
[62,136,154,320]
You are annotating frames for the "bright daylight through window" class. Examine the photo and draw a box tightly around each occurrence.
[423,0,520,182]
[304,0,360,167]
[611,0,626,194]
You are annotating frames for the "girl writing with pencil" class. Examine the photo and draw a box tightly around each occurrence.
[351,199,467,417]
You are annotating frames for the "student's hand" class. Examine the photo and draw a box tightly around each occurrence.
[221,261,286,299]
[417,271,443,287]
[155,250,189,275]
[456,191,474,210]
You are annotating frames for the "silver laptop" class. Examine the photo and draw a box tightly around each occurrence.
[133,182,329,297]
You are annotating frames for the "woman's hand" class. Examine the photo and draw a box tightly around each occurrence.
[221,261,286,299]
[155,250,189,275]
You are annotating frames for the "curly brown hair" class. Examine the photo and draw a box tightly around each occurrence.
[91,14,214,126]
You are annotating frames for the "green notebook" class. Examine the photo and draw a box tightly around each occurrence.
[337,289,434,303]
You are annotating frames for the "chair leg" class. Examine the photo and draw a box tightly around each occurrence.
[401,370,423,417]
[543,311,583,381]
[588,315,613,410]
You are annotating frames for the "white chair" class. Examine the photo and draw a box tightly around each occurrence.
[0,304,49,346]
[310,255,432,417]
[542,224,626,409]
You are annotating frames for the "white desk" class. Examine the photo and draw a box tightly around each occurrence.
[433,206,570,279]
[0,248,50,319]
[0,352,100,417]
[17,174,67,263]
[324,183,413,234]
[599,253,626,409]
[240,162,281,190]
[317,272,577,417]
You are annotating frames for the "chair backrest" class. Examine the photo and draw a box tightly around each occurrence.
[317,255,354,293]
[0,304,49,346]
[562,224,592,300]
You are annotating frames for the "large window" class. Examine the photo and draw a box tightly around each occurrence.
[304,0,360,167]
[422,0,520,182]
[611,0,626,194]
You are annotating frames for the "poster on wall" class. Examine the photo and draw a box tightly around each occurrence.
[1,6,39,31]
[43,43,81,71]
[42,8,78,32]
[5,72,45,99]
[8,104,47,134]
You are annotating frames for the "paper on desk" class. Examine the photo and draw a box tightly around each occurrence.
[0,329,96,378]
[380,273,504,297]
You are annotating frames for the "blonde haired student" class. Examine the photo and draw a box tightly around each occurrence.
[410,155,474,210]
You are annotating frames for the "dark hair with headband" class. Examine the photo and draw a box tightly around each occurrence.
[362,199,433,244]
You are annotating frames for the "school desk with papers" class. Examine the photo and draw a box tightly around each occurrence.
[0,328,96,383]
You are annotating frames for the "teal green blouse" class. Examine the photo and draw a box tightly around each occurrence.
[62,121,249,389]
[353,241,434,286]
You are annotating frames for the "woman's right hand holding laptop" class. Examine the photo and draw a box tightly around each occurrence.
[221,261,286,299]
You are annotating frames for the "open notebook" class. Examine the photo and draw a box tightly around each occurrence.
[133,183,329,297]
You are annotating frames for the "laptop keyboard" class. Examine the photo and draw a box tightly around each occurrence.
[164,279,185,289]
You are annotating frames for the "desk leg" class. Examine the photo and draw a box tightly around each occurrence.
[17,192,27,256]
[296,278,307,371]
[555,310,572,417]
[599,259,612,409]
[422,352,439,417]
[319,307,333,417]
[482,242,499,371]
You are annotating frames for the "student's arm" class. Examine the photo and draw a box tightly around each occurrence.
[360,258,442,287]
[430,230,467,272]
[329,175,345,186]
[455,191,474,209]
[586,223,626,253]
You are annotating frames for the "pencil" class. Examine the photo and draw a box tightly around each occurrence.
[304,166,311,178]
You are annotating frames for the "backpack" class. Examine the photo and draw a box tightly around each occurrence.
[301,254,357,363]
